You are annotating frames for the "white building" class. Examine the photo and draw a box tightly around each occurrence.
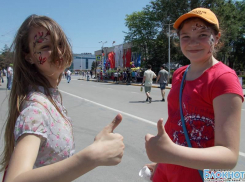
[70,53,96,71]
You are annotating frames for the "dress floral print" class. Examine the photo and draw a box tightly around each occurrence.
[14,86,75,168]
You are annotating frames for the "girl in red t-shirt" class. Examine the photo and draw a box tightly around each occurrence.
[144,8,243,182]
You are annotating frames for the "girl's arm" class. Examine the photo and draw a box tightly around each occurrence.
[156,75,160,83]
[5,114,124,182]
[145,93,242,170]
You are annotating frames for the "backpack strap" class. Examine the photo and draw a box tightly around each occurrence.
[2,165,8,182]
[179,65,204,181]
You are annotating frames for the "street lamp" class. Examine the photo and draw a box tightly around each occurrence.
[162,21,174,82]
[99,41,107,75]
[112,41,115,47]
[166,23,174,73]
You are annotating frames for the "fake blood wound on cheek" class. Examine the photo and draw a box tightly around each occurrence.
[208,35,215,54]
[34,51,47,65]
[33,31,50,48]
[191,23,215,53]
[191,23,209,31]
[32,31,50,65]
[39,55,47,65]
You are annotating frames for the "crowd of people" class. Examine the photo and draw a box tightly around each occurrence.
[0,7,244,182]
[105,69,142,84]
[0,64,13,90]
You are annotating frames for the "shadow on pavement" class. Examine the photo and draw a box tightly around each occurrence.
[129,100,163,103]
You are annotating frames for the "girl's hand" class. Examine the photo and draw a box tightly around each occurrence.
[145,119,175,163]
[145,163,157,180]
[92,114,125,166]
[145,163,157,173]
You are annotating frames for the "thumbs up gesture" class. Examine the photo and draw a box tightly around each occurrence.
[92,114,125,166]
[145,119,175,163]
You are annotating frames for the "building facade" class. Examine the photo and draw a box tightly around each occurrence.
[94,43,138,72]
[70,53,96,71]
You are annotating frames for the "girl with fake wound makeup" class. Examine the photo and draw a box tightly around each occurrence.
[143,8,244,182]
[1,15,124,182]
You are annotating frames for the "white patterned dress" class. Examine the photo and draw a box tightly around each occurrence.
[14,87,75,168]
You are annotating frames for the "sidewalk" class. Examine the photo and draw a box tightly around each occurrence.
[78,76,172,89]
[78,76,245,94]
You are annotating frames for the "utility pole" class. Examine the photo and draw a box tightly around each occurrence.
[98,41,107,76]
[168,23,171,74]
[163,22,174,81]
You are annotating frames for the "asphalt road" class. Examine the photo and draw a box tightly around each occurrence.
[0,76,244,181]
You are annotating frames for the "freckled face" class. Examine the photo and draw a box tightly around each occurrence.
[179,19,219,63]
[28,27,64,78]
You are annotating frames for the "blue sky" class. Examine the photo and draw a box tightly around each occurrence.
[0,0,151,54]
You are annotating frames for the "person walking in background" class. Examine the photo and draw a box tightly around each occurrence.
[3,69,7,77]
[137,69,141,83]
[134,71,138,83]
[142,64,156,103]
[7,64,13,90]
[0,68,3,86]
[123,70,127,83]
[113,70,118,83]
[90,70,93,78]
[156,65,169,102]
[64,71,67,78]
[144,8,243,181]
[126,69,131,84]
[131,70,135,82]
[1,14,124,182]
[0,69,2,86]
[86,70,90,81]
[66,69,71,83]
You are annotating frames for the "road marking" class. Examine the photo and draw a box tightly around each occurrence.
[60,90,157,126]
[60,90,245,158]
[240,152,245,157]
[131,92,139,94]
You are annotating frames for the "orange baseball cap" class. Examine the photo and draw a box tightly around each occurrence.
[173,8,219,30]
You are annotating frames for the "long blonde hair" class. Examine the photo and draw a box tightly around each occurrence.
[0,15,73,172]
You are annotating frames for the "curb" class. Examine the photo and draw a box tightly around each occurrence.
[77,78,172,89]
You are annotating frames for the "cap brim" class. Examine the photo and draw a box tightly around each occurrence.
[173,13,216,29]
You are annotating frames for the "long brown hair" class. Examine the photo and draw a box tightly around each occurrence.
[0,14,73,172]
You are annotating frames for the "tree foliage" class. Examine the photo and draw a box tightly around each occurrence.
[124,10,159,68]
[0,44,13,70]
[91,61,96,71]
[124,0,245,71]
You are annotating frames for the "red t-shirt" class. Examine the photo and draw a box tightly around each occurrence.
[153,62,243,182]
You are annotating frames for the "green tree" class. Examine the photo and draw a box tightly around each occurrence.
[210,0,245,70]
[232,0,245,71]
[91,61,96,71]
[0,44,13,69]
[145,0,193,69]
[124,9,158,67]
[124,0,245,72]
